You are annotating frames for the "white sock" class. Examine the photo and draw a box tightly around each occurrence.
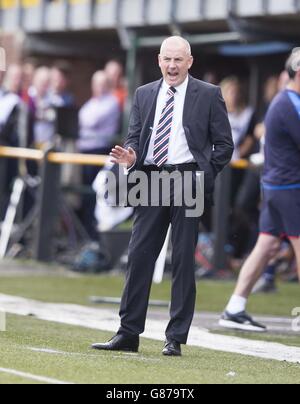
[226,295,247,315]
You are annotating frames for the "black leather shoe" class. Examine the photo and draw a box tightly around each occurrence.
[162,339,182,357]
[92,334,139,353]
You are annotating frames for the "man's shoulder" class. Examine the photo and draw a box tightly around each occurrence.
[189,76,220,93]
[267,91,291,119]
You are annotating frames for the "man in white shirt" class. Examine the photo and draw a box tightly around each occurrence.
[144,77,195,165]
[78,71,121,240]
[92,37,233,356]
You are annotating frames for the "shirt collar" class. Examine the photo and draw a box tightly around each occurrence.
[162,75,189,96]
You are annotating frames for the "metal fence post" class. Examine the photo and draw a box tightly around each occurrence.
[212,166,232,272]
[34,150,61,262]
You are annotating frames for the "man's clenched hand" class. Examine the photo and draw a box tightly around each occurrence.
[110,145,137,168]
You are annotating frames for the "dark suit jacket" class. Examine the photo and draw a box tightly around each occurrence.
[124,75,234,195]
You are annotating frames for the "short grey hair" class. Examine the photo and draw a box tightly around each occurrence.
[286,48,300,79]
[160,36,192,57]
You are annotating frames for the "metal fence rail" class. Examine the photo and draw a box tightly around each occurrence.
[0,146,109,166]
[0,146,109,262]
[0,146,250,270]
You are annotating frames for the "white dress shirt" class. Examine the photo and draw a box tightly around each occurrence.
[144,76,195,165]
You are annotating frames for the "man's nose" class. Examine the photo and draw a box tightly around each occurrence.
[169,60,176,69]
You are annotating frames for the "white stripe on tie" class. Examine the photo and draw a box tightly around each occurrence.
[153,87,176,167]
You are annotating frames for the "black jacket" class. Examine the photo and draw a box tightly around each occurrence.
[124,75,234,194]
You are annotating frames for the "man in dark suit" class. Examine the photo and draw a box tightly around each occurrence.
[92,37,233,356]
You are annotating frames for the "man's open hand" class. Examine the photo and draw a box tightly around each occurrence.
[110,145,137,168]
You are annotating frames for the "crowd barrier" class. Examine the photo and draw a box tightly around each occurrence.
[0,146,109,261]
[0,146,249,270]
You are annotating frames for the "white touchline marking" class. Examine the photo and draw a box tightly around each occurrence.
[0,293,300,364]
[27,348,159,362]
[112,355,161,362]
[26,347,102,358]
[0,367,74,384]
[28,348,67,355]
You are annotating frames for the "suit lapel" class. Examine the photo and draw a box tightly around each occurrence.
[145,79,162,128]
[140,79,162,144]
[183,75,199,127]
[138,79,162,164]
[182,76,202,161]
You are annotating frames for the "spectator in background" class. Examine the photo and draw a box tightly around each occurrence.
[0,64,23,147]
[105,60,128,111]
[49,63,75,107]
[0,65,23,219]
[234,77,281,264]
[253,76,279,146]
[3,64,23,95]
[78,70,120,154]
[0,70,8,219]
[259,75,279,120]
[31,67,55,149]
[0,70,5,97]
[278,70,290,92]
[203,71,218,85]
[21,62,36,106]
[19,63,36,148]
[49,63,77,191]
[221,76,258,162]
[221,76,259,259]
[0,63,35,150]
[254,72,290,150]
[78,70,121,240]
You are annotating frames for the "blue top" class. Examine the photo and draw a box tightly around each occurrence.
[262,90,300,189]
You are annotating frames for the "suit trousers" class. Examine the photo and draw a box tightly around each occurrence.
[118,168,201,344]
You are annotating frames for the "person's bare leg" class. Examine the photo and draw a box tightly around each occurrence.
[224,234,280,313]
[233,234,281,298]
[288,238,300,281]
[220,234,281,332]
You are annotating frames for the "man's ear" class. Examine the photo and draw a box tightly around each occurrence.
[188,56,194,70]
[158,54,162,68]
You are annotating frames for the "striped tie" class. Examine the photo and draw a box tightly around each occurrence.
[153,86,176,167]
